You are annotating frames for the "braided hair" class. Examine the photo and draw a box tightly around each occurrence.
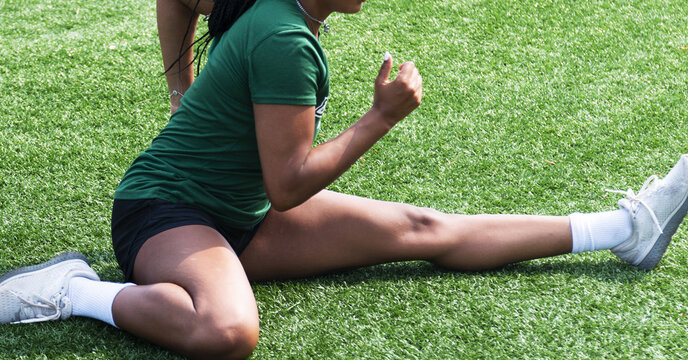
[165,0,257,76]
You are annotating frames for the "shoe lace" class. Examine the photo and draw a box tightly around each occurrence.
[606,175,663,234]
[9,290,61,324]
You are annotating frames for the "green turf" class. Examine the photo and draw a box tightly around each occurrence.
[1,0,687,358]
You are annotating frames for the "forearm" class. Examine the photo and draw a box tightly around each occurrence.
[157,0,198,109]
[258,59,422,210]
[270,108,393,210]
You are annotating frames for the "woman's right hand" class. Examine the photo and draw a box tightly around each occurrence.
[371,53,423,127]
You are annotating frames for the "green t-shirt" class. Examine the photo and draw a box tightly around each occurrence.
[114,0,330,228]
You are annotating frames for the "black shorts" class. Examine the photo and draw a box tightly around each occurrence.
[111,198,263,282]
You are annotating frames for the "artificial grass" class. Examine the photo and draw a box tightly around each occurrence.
[1,0,687,358]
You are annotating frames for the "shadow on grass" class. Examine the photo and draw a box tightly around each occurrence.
[259,256,649,288]
[0,252,652,359]
[0,251,177,359]
[0,318,182,360]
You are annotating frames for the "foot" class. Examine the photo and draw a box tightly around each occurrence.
[609,155,688,270]
[0,252,100,324]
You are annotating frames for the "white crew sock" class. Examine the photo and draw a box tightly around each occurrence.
[66,277,135,328]
[569,209,633,253]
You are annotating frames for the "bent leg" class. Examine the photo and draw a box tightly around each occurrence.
[112,225,258,359]
[240,190,572,281]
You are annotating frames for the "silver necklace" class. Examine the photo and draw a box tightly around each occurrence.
[295,0,329,34]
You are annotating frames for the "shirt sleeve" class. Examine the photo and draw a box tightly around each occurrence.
[248,29,326,106]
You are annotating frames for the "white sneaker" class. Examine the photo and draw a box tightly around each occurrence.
[0,252,99,324]
[609,155,688,270]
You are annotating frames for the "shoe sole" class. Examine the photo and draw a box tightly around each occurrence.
[637,189,688,270]
[0,252,90,285]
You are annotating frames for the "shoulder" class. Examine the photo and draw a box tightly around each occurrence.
[253,27,321,56]
[235,0,313,43]
[213,0,321,58]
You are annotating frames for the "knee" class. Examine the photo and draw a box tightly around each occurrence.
[184,314,259,360]
[400,208,479,268]
[401,205,447,240]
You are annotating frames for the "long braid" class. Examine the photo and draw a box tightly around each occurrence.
[164,0,257,76]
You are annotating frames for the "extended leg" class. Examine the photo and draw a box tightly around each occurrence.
[241,155,688,281]
[240,190,573,282]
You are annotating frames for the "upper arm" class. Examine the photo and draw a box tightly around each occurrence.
[247,30,328,209]
[253,103,316,208]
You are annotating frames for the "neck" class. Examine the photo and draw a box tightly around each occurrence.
[296,0,330,36]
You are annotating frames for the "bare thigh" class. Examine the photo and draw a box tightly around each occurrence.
[115,225,259,358]
[239,190,448,281]
[132,225,257,321]
[239,190,572,281]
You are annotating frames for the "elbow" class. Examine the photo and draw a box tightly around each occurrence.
[267,196,294,212]
[263,167,323,211]
[264,184,305,212]
[267,194,303,212]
